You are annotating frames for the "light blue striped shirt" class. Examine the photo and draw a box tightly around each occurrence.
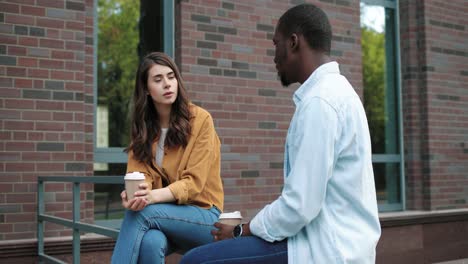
[250,62,381,263]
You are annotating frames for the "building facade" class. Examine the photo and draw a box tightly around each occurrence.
[0,0,467,263]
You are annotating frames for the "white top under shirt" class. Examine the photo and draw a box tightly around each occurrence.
[156,128,168,167]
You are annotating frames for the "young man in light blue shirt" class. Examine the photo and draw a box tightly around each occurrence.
[181,3,381,263]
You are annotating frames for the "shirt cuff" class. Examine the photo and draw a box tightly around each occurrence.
[249,207,276,242]
[168,181,188,204]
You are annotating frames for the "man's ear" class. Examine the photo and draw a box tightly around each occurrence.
[290,33,299,51]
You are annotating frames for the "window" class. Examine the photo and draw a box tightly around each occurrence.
[93,0,174,221]
[360,0,404,211]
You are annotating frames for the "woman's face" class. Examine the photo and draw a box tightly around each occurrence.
[146,64,178,108]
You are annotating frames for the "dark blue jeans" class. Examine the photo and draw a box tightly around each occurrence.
[180,236,288,264]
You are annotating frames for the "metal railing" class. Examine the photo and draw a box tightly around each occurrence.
[37,176,124,264]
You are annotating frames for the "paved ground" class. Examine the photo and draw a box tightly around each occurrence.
[434,259,468,264]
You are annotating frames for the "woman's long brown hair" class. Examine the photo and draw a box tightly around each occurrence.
[125,52,192,168]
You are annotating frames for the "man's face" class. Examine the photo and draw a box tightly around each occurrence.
[272,29,292,87]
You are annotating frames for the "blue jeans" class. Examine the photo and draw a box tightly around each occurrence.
[111,203,221,264]
[180,236,288,264]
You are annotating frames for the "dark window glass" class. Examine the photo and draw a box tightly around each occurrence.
[373,162,401,204]
[361,4,399,155]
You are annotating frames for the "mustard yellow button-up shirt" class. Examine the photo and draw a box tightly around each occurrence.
[126,104,224,211]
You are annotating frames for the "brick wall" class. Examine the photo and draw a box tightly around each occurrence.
[0,0,94,240]
[401,0,468,210]
[178,0,363,219]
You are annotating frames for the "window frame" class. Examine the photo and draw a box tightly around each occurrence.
[93,0,175,165]
[361,0,405,212]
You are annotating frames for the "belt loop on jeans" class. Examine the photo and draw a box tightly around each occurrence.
[211,205,221,215]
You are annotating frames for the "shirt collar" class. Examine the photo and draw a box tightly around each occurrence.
[293,61,340,105]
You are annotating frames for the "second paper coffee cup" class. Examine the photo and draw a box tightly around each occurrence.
[218,211,242,226]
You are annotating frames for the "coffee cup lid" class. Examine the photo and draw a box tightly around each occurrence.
[219,211,242,219]
[124,172,145,180]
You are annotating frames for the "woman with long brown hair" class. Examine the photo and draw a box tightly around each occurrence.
[111,52,224,263]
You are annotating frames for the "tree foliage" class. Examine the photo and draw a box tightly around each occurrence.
[362,26,386,153]
[97,0,140,147]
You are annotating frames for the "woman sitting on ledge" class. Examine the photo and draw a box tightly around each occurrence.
[111,52,224,264]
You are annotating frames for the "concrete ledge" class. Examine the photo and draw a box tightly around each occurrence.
[379,209,468,227]
[377,209,468,264]
[434,258,468,264]
[0,234,115,258]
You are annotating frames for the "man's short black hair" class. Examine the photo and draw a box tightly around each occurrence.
[277,3,332,55]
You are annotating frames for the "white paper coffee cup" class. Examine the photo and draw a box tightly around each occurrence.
[218,211,242,226]
[124,172,145,200]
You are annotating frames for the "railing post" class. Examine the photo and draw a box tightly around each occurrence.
[37,178,45,263]
[72,182,80,264]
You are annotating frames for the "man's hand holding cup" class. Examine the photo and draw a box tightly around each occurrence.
[212,211,243,241]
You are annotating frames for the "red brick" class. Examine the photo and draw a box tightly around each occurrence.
[39,38,64,49]
[0,109,21,120]
[47,28,60,38]
[0,224,13,234]
[27,132,44,141]
[21,5,46,16]
[7,46,27,56]
[65,40,84,51]
[23,111,53,122]
[1,3,20,14]
[22,152,50,161]
[5,142,34,151]
[5,14,35,26]
[44,182,65,192]
[6,67,26,77]
[65,61,83,71]
[0,34,17,45]
[60,133,73,141]
[36,162,65,171]
[36,17,65,29]
[18,57,38,67]
[28,68,49,78]
[15,78,33,88]
[36,100,64,111]
[5,162,34,172]
[18,36,38,46]
[4,120,34,131]
[65,82,83,91]
[35,121,64,131]
[65,143,84,152]
[39,59,64,69]
[13,132,27,140]
[56,192,72,202]
[65,102,83,111]
[4,212,36,222]
[13,183,30,192]
[66,21,84,31]
[65,123,83,132]
[74,72,85,81]
[51,50,75,60]
[53,112,73,121]
[0,88,20,98]
[33,79,44,87]
[36,0,65,8]
[45,203,66,212]
[51,152,74,161]
[61,30,75,40]
[0,183,14,192]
